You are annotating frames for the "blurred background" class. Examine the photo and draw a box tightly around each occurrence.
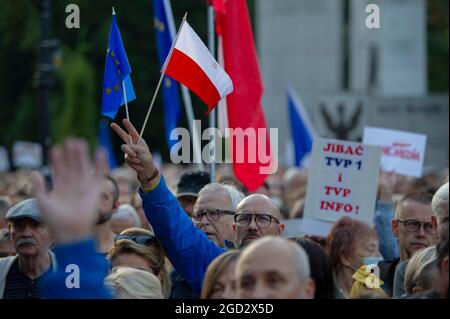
[0,0,447,172]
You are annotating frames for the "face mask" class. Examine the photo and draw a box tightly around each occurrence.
[363,256,384,266]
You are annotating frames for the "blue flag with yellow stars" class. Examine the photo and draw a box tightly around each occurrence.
[101,11,136,119]
[152,0,182,151]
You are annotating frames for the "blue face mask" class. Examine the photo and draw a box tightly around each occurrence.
[363,256,384,266]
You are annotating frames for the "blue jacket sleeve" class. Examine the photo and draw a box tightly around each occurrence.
[140,177,226,295]
[374,201,400,261]
[42,238,112,299]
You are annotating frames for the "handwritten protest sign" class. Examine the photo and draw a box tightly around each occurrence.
[0,146,10,172]
[12,141,43,169]
[301,138,381,236]
[363,127,427,178]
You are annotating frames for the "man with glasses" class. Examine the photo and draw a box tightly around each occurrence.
[233,194,285,248]
[193,183,244,248]
[382,192,438,296]
[171,183,243,299]
[110,119,285,297]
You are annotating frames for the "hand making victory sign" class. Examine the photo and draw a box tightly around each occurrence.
[110,119,161,190]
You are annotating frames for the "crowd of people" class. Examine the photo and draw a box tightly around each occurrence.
[0,119,448,299]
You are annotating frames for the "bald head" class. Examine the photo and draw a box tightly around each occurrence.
[236,237,315,299]
[237,194,282,220]
[234,194,285,248]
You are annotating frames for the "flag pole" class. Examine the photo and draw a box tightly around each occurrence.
[122,80,133,145]
[163,0,204,171]
[207,4,217,183]
[138,13,188,144]
[113,7,132,146]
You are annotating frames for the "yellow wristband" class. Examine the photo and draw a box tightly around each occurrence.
[141,174,161,193]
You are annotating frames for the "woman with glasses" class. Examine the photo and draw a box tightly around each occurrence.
[108,227,171,298]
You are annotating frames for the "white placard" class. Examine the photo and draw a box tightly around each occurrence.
[0,146,10,172]
[363,127,426,177]
[12,141,43,169]
[301,138,381,236]
[282,219,304,239]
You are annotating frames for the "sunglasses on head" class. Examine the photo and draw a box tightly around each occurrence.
[114,234,156,246]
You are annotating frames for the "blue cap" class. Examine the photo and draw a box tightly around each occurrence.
[5,198,42,223]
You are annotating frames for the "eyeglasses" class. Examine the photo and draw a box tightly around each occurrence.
[396,219,435,233]
[114,234,156,246]
[193,209,235,223]
[234,213,280,229]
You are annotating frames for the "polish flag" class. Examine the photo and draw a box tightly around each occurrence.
[163,20,233,114]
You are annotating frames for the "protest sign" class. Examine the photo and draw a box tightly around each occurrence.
[363,127,426,177]
[301,138,381,236]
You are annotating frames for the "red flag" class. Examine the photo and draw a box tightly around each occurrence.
[213,0,272,192]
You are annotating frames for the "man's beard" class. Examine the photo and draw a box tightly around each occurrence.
[96,210,114,225]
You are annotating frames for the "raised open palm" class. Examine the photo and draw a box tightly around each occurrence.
[31,139,109,243]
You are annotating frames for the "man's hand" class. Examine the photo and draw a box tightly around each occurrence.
[31,139,109,243]
[111,119,160,189]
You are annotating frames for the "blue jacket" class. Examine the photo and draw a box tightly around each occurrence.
[140,177,226,295]
[374,201,400,262]
[42,238,112,299]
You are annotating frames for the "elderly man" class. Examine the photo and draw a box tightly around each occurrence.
[236,237,315,299]
[194,183,244,248]
[432,183,449,238]
[382,192,438,296]
[0,199,56,298]
[171,182,244,299]
[111,119,285,296]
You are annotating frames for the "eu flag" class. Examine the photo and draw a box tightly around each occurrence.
[152,0,182,151]
[287,86,315,167]
[101,12,136,119]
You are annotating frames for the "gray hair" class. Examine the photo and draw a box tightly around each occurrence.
[112,204,141,227]
[404,245,439,295]
[432,183,449,222]
[199,183,245,211]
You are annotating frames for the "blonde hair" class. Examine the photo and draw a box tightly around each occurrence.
[106,266,163,299]
[108,227,171,298]
[404,245,439,295]
[201,250,241,299]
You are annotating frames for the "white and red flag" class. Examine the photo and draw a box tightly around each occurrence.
[163,20,233,114]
